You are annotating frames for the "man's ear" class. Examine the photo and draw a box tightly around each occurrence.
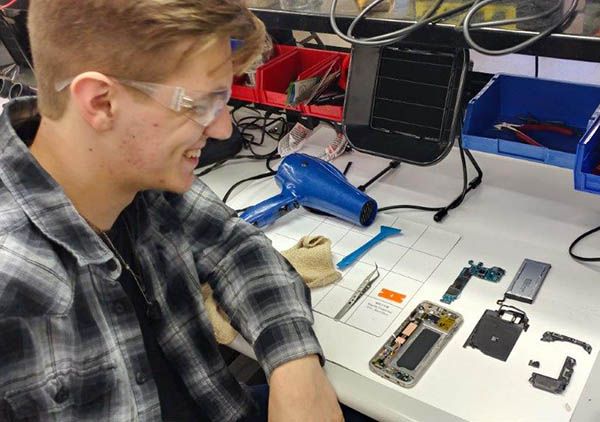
[69,72,117,132]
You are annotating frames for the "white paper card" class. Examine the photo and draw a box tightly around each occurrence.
[346,298,403,336]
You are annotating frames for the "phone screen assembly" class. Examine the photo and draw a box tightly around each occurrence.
[369,301,463,388]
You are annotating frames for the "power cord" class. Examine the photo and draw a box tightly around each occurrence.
[330,0,476,47]
[569,225,600,262]
[332,0,579,56]
[462,0,579,56]
[378,138,482,222]
[223,171,276,205]
[358,161,400,192]
[200,105,288,205]
[197,105,288,178]
[378,49,482,222]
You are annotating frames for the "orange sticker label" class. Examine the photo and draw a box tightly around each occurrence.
[378,289,406,303]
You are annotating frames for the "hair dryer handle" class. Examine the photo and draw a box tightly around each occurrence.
[239,191,299,228]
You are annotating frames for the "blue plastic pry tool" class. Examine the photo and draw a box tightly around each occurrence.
[337,226,401,270]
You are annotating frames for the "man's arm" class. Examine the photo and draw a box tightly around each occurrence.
[202,220,343,420]
[269,355,343,421]
[185,183,321,371]
[173,180,344,418]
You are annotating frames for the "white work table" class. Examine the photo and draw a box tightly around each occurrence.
[201,124,600,422]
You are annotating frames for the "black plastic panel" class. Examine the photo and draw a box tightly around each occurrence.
[344,45,466,165]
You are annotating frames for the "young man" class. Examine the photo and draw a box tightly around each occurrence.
[0,1,347,420]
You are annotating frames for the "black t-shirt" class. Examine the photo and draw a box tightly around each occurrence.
[108,211,205,421]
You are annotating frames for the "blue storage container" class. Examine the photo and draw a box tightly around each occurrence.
[463,74,600,169]
[574,115,600,196]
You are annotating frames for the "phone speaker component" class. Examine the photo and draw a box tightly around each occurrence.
[463,301,529,361]
[529,360,540,368]
[441,260,506,304]
[541,331,592,354]
[530,356,576,394]
[370,301,462,388]
[505,259,551,304]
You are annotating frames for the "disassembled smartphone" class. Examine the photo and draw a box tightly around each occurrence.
[369,301,463,388]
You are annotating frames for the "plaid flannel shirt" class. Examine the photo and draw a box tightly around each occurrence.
[0,98,323,421]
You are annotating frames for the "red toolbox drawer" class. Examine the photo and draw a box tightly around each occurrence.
[231,44,295,103]
[299,53,349,122]
[256,47,343,112]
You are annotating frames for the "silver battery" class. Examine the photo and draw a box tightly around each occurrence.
[505,259,551,304]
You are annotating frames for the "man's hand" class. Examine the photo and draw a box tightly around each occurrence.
[268,355,343,422]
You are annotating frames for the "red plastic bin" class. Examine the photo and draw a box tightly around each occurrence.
[256,47,343,112]
[304,103,344,122]
[299,53,349,122]
[231,44,295,103]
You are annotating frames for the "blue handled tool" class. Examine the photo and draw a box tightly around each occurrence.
[337,226,401,270]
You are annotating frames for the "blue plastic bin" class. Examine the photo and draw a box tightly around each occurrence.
[574,115,600,195]
[463,74,600,169]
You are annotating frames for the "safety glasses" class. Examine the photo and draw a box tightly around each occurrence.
[55,77,231,127]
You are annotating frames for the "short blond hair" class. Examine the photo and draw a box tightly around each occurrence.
[28,0,267,119]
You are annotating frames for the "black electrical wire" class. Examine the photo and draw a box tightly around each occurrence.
[330,0,477,47]
[496,298,528,319]
[222,171,276,205]
[378,50,482,222]
[569,225,600,262]
[463,0,579,56]
[195,154,264,177]
[237,115,287,150]
[358,161,400,192]
[232,105,287,148]
[196,106,287,179]
[333,0,578,56]
[465,0,563,29]
[346,0,444,43]
[343,161,353,176]
[266,151,281,173]
[205,105,289,204]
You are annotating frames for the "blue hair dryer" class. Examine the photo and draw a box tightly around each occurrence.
[240,153,378,228]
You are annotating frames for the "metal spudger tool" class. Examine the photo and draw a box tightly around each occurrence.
[334,265,380,321]
[337,226,401,270]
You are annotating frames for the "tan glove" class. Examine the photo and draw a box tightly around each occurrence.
[281,236,342,288]
[200,283,238,345]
